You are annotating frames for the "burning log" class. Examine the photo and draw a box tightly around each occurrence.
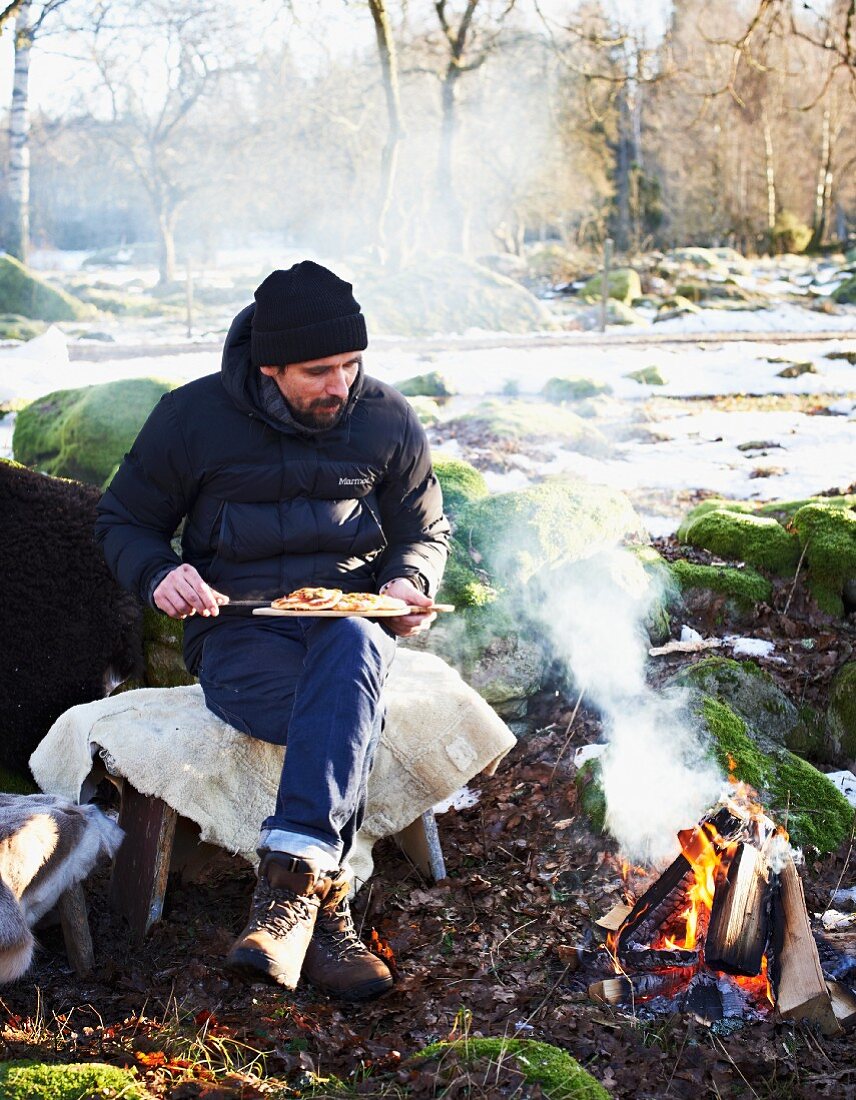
[771,857,839,1035]
[623,944,699,971]
[705,842,771,977]
[589,967,697,1005]
[614,853,692,958]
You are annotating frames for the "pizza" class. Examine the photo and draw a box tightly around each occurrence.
[271,586,343,610]
[335,592,409,613]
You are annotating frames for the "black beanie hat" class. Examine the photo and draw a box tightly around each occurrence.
[250,261,368,366]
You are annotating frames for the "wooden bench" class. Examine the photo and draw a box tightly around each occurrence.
[110,781,447,942]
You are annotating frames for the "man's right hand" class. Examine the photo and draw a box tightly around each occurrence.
[153,564,229,619]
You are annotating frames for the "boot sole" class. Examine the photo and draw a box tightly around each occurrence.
[225,948,298,990]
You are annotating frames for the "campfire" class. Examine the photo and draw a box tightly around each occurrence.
[586,776,855,1035]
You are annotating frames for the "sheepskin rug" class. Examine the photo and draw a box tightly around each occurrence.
[0,794,123,983]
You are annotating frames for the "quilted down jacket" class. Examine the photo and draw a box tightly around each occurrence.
[95,304,450,672]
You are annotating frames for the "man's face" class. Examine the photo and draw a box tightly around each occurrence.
[260,351,362,429]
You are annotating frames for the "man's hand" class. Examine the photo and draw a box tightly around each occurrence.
[154,563,229,620]
[381,577,436,638]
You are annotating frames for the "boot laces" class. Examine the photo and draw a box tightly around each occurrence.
[250,879,314,938]
[318,901,371,960]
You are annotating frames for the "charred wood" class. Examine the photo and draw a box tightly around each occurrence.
[623,944,699,971]
[615,853,692,957]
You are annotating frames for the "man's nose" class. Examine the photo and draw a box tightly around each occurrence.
[326,369,350,399]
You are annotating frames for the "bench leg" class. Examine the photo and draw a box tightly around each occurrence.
[395,810,447,881]
[110,784,177,942]
[57,882,94,975]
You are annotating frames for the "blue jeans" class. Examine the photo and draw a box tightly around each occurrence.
[198,615,397,864]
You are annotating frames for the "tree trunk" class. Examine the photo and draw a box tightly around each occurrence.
[157,210,176,285]
[612,83,633,252]
[368,0,404,267]
[809,103,833,250]
[7,0,33,263]
[762,108,776,233]
[436,68,465,253]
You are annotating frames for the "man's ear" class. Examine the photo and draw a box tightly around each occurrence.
[259,365,283,377]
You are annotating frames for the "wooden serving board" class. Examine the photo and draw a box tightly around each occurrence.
[253,604,454,618]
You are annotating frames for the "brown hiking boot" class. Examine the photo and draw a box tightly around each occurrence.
[301,870,394,1001]
[225,853,333,989]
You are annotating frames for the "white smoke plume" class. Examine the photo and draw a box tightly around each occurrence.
[535,548,723,866]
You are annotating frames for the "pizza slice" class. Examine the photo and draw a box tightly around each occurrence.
[335,592,410,613]
[271,587,344,611]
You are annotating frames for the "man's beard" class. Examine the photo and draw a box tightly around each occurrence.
[289,397,346,430]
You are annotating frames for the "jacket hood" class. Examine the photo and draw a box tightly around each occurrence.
[220,303,364,436]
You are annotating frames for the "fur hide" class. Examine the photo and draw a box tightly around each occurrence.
[0,460,143,774]
[0,794,123,983]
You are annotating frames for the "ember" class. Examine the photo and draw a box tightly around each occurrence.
[591,781,849,1032]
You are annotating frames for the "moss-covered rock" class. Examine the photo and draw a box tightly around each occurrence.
[141,608,195,688]
[542,376,612,403]
[433,456,488,516]
[670,560,772,609]
[0,255,94,322]
[769,210,812,254]
[68,284,172,317]
[791,502,856,615]
[13,376,177,485]
[683,508,800,574]
[699,696,852,852]
[418,1038,610,1099]
[677,495,856,542]
[667,247,728,270]
[673,657,797,747]
[654,295,702,322]
[395,371,455,398]
[625,365,666,385]
[827,662,856,764]
[580,267,642,305]
[361,255,556,336]
[404,395,440,426]
[453,399,610,455]
[0,1060,147,1100]
[603,300,648,325]
[831,276,856,304]
[0,313,47,341]
[461,478,645,585]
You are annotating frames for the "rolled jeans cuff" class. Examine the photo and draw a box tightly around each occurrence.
[259,827,341,869]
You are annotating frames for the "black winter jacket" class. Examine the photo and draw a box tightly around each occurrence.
[95,305,450,673]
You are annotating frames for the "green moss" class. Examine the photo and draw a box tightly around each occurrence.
[0,765,39,794]
[791,503,856,615]
[625,365,666,385]
[405,395,440,426]
[700,696,853,852]
[433,456,488,517]
[396,371,454,398]
[575,759,607,834]
[68,284,170,317]
[542,376,612,403]
[670,559,772,608]
[456,399,610,455]
[0,313,47,341]
[683,509,800,574]
[677,496,856,542]
[0,255,94,322]
[604,300,647,325]
[827,662,856,761]
[460,478,644,585]
[436,537,497,609]
[676,657,797,747]
[0,1060,146,1099]
[13,376,177,485]
[580,267,642,305]
[419,1038,610,1099]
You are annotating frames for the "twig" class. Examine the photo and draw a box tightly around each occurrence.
[782,541,808,618]
[709,1034,761,1099]
[548,685,587,788]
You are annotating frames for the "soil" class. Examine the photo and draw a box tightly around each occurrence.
[2,567,855,1100]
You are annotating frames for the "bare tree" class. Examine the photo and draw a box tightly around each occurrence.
[366,0,404,265]
[3,0,73,262]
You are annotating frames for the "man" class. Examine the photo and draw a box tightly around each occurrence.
[96,261,450,1001]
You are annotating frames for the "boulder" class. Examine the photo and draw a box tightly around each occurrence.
[827,662,856,767]
[0,255,94,322]
[542,376,612,403]
[670,560,771,629]
[141,608,195,688]
[395,371,455,398]
[405,395,441,426]
[360,255,556,336]
[653,295,701,322]
[604,300,648,325]
[433,455,488,516]
[13,376,177,486]
[451,399,610,456]
[682,508,800,574]
[666,247,728,271]
[791,503,856,616]
[580,267,642,305]
[833,276,856,305]
[625,365,666,385]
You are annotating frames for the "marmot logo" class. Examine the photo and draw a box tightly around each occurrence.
[339,477,370,486]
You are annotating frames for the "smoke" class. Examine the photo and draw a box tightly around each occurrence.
[535,548,723,866]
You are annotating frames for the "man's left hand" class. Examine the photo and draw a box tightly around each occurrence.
[381,578,436,638]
